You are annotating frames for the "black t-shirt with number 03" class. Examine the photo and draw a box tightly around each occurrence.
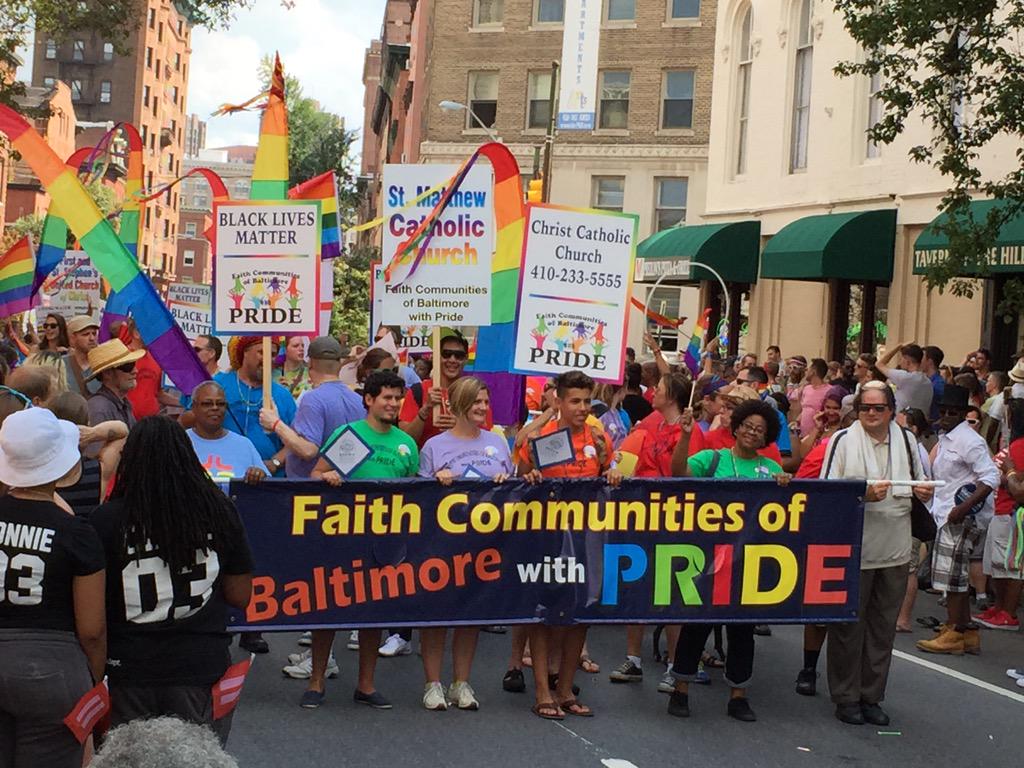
[88,498,255,686]
[0,497,106,632]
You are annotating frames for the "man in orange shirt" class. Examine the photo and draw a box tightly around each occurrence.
[516,370,621,721]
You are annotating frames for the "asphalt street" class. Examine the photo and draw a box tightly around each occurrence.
[226,593,1023,768]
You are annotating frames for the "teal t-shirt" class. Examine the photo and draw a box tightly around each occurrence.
[321,419,419,479]
[687,448,781,480]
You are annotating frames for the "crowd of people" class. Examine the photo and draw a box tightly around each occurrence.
[1,309,1023,767]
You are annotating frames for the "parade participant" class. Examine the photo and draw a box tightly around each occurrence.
[373,325,422,388]
[88,417,255,744]
[696,378,728,433]
[215,336,296,475]
[669,398,789,722]
[303,371,419,710]
[641,361,661,403]
[796,358,831,436]
[736,365,795,463]
[260,336,366,480]
[274,336,312,398]
[876,342,934,414]
[619,362,653,426]
[819,381,930,725]
[188,381,267,491]
[400,333,491,447]
[26,350,71,394]
[6,364,58,406]
[62,315,102,396]
[796,385,845,461]
[194,335,224,376]
[86,339,146,430]
[115,319,178,419]
[702,386,786,464]
[0,408,106,768]
[784,355,807,401]
[516,370,620,721]
[917,385,999,655]
[39,311,70,353]
[356,348,398,393]
[923,346,945,421]
[765,345,782,365]
[418,376,513,711]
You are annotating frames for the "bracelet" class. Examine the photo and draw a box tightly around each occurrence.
[271,419,281,432]
[418,408,430,421]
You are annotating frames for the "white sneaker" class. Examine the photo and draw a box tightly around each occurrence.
[1007,668,1024,680]
[288,648,311,665]
[378,633,412,657]
[282,652,338,679]
[423,681,448,710]
[657,669,675,694]
[298,631,312,647]
[347,630,359,651]
[447,681,479,710]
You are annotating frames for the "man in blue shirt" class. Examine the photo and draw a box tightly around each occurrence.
[923,345,945,422]
[215,335,296,475]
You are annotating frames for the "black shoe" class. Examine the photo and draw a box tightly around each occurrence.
[727,697,756,722]
[667,690,690,717]
[835,703,865,725]
[502,668,526,693]
[240,633,270,654]
[752,625,772,637]
[861,703,890,726]
[795,667,817,696]
[609,659,643,683]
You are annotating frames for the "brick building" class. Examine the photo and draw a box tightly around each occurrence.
[184,112,206,157]
[361,0,717,349]
[31,0,193,294]
[176,148,255,284]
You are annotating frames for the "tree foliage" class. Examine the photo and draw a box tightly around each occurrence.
[834,0,1024,313]
[330,245,375,346]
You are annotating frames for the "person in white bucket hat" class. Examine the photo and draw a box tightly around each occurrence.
[0,407,107,768]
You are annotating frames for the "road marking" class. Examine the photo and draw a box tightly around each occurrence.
[553,720,600,751]
[892,650,1024,704]
[601,760,641,768]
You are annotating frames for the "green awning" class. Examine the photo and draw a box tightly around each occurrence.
[634,221,760,284]
[913,199,1024,275]
[760,209,896,282]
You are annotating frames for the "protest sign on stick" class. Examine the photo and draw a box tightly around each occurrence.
[166,282,212,339]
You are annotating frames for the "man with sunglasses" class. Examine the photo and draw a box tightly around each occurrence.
[85,338,146,429]
[399,334,491,447]
[193,335,223,376]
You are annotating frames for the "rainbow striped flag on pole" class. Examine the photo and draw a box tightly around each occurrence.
[0,236,37,318]
[683,307,712,376]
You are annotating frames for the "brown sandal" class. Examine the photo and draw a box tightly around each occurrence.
[532,701,564,720]
[558,697,594,717]
[579,656,600,674]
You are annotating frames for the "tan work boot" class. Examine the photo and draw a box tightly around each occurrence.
[917,627,965,655]
[963,627,981,655]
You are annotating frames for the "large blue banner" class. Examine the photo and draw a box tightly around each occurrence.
[230,478,866,631]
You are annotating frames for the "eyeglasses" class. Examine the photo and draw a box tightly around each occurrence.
[116,361,137,373]
[857,404,889,413]
[42,322,58,330]
[193,346,210,354]
[0,385,32,408]
[197,399,227,408]
[440,349,467,361]
[738,421,766,436]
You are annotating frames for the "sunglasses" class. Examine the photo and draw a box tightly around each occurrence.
[116,361,137,373]
[857,404,889,413]
[440,349,467,361]
[966,418,980,426]
[42,322,59,330]
[193,346,210,354]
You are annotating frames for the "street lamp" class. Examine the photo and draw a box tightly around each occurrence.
[438,100,499,142]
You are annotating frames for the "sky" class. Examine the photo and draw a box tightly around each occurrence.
[186,0,385,154]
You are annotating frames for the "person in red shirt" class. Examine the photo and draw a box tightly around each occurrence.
[516,370,620,721]
[116,319,177,419]
[399,334,492,447]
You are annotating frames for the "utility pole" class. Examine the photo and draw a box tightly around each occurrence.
[541,60,559,203]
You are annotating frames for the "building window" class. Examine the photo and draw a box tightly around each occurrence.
[146,47,153,68]
[70,80,82,101]
[670,0,700,18]
[592,177,625,212]
[43,76,55,88]
[103,42,113,61]
[599,71,630,129]
[735,5,753,174]
[474,0,503,25]
[195,193,208,208]
[172,85,179,103]
[185,222,197,237]
[72,40,85,61]
[234,180,249,196]
[183,250,195,267]
[535,0,564,23]
[174,52,181,70]
[158,22,163,42]
[654,178,688,230]
[148,7,155,27]
[467,71,498,129]
[45,39,57,59]
[790,0,813,172]
[866,71,883,159]
[100,81,111,103]
[163,219,171,239]
[527,71,552,129]
[606,0,634,21]
[662,70,694,129]
[178,20,183,35]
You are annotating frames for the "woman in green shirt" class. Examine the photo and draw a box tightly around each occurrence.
[667,398,789,723]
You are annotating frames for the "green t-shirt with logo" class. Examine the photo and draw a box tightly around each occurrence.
[321,419,420,479]
[687,448,781,480]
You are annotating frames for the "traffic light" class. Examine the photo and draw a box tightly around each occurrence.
[526,177,544,204]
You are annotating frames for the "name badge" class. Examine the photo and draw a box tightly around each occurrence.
[531,427,576,470]
[321,426,373,478]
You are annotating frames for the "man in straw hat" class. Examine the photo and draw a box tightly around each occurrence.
[86,338,146,429]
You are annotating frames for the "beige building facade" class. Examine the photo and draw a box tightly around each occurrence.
[702,0,1020,365]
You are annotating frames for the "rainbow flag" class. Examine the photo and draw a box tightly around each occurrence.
[102,122,145,339]
[251,53,288,201]
[0,236,36,317]
[684,307,712,376]
[289,171,340,259]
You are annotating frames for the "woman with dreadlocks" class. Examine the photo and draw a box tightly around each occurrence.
[87,417,254,744]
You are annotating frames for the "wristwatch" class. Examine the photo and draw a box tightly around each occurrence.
[269,458,282,470]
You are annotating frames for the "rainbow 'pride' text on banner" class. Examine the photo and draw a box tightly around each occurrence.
[229,478,866,631]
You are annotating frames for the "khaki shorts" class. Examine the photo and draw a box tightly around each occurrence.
[931,520,982,593]
[983,514,1024,580]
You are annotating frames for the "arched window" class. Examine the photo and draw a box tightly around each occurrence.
[789,0,813,172]
[735,5,753,175]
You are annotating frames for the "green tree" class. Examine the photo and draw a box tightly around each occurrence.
[834,0,1024,315]
[330,244,375,345]
[1,0,251,112]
